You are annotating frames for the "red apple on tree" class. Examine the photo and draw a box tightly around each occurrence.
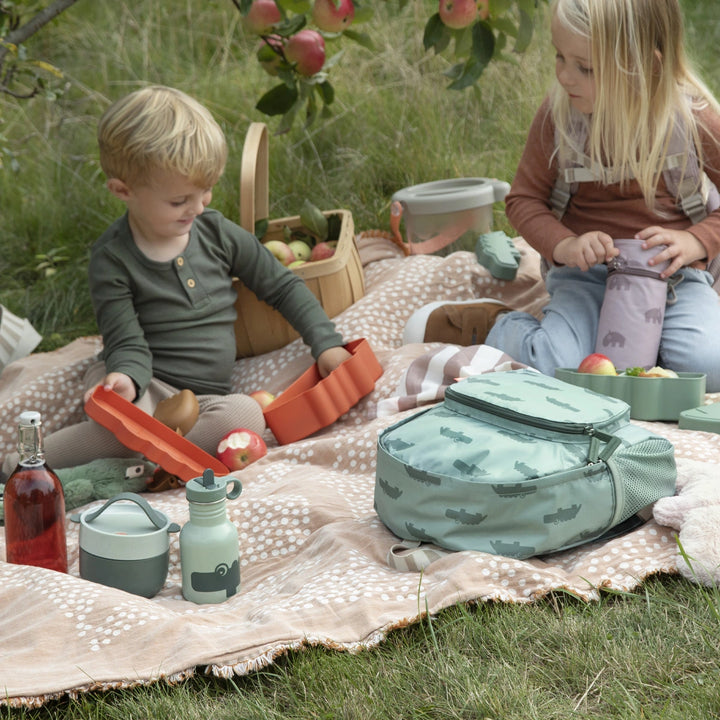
[438,0,478,29]
[285,29,326,77]
[256,35,285,77]
[243,0,282,34]
[312,0,355,33]
[477,0,490,21]
[216,428,268,471]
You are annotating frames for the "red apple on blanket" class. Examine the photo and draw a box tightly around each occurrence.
[249,389,276,410]
[577,353,617,376]
[263,239,295,266]
[216,428,268,471]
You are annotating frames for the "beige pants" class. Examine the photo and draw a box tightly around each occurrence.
[2,361,265,472]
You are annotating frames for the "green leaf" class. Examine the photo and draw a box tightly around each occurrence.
[342,29,375,50]
[447,55,487,90]
[316,80,334,105]
[254,218,269,240]
[493,16,518,38]
[471,20,495,67]
[514,9,534,53]
[255,83,299,116]
[274,15,306,37]
[423,14,451,54]
[276,0,311,13]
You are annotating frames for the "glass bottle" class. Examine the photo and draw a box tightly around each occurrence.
[180,468,242,604]
[4,411,68,573]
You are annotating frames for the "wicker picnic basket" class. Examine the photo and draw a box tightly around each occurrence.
[233,122,364,358]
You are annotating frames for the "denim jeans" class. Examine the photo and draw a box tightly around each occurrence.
[486,264,720,392]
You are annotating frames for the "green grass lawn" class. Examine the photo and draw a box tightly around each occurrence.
[3,1,720,717]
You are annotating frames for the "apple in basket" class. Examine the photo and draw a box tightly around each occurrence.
[312,0,355,32]
[577,353,617,376]
[263,239,295,266]
[288,239,312,262]
[311,241,337,261]
[217,428,268,471]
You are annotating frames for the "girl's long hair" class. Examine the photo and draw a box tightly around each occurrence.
[549,0,720,210]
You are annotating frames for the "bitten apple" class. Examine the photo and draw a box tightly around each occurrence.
[249,389,276,410]
[263,239,295,266]
[577,353,617,375]
[216,428,268,471]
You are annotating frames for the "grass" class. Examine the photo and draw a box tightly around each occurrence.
[3,0,720,717]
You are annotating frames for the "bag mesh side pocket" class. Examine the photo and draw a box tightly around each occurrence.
[611,437,676,520]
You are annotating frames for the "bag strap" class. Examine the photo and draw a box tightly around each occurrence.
[387,540,455,572]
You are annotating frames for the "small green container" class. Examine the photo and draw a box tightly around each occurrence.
[678,402,720,434]
[554,369,706,421]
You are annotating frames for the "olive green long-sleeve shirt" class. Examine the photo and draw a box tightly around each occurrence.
[89,208,344,396]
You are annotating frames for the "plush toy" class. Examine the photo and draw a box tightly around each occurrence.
[653,458,720,587]
[0,457,156,521]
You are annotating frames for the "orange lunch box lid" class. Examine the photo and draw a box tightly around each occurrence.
[85,386,229,483]
[263,338,383,445]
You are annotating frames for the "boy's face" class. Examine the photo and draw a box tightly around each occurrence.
[109,169,213,244]
[551,15,596,115]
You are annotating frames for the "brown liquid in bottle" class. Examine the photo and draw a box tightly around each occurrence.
[4,412,67,573]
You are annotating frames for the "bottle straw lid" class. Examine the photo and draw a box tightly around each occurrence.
[18,411,41,426]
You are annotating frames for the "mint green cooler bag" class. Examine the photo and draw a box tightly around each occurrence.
[375,369,676,558]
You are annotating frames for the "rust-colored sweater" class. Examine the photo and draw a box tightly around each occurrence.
[505,97,720,270]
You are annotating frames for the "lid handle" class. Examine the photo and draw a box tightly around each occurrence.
[78,492,180,533]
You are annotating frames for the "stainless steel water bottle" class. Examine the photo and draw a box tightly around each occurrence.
[179,468,242,604]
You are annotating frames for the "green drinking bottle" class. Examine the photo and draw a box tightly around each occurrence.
[180,468,242,604]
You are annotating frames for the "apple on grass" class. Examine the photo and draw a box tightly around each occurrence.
[263,239,295,266]
[249,389,275,410]
[577,353,617,375]
[312,0,355,32]
[216,428,268,471]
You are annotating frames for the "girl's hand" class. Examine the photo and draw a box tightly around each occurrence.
[635,226,707,279]
[83,372,137,404]
[552,231,619,271]
[317,346,352,378]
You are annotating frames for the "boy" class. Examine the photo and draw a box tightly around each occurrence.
[3,85,351,472]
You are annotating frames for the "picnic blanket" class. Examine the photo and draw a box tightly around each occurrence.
[2,233,720,708]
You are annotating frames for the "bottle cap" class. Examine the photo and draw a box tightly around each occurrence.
[18,411,41,426]
[185,468,242,503]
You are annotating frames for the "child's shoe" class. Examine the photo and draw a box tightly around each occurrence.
[403,299,512,345]
[153,389,199,436]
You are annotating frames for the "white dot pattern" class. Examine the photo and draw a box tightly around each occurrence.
[0,236,712,706]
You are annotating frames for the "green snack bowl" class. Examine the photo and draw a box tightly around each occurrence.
[678,402,720,434]
[554,369,706,421]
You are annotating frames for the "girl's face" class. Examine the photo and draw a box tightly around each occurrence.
[551,14,596,114]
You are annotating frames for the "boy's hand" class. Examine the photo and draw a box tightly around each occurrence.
[552,231,619,271]
[635,226,707,279]
[317,346,352,378]
[83,372,137,404]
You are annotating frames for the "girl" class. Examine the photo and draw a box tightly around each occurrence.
[485,0,720,390]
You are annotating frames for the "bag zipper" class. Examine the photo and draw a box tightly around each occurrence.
[444,384,623,463]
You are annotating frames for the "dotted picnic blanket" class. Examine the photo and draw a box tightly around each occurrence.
[1,233,718,708]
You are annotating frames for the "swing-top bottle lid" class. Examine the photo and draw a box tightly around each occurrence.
[18,411,41,426]
[185,468,242,503]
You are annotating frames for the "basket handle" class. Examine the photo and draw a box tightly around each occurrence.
[239,122,269,233]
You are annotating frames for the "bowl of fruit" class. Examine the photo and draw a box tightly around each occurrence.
[555,354,706,421]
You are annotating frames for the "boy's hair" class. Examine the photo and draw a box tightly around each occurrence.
[98,85,228,187]
[549,0,720,210]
